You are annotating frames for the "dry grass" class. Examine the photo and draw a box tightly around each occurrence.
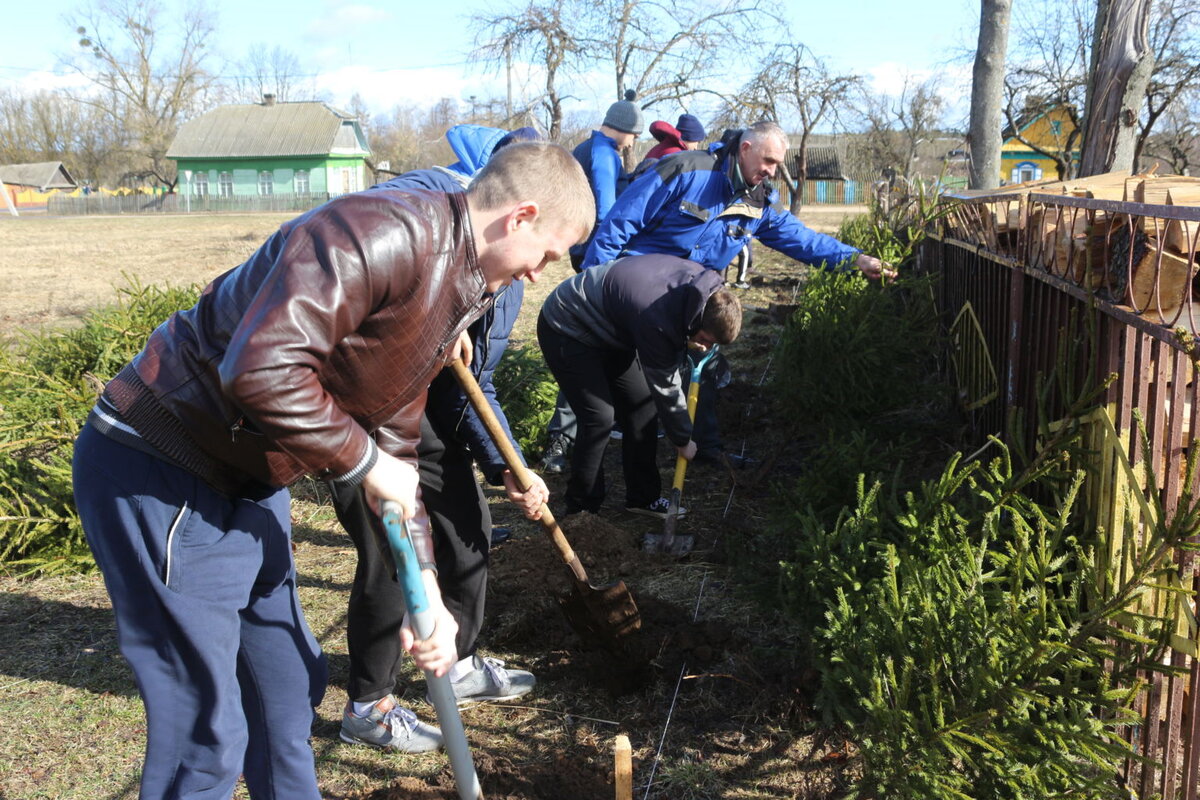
[0,213,295,333]
[0,206,861,336]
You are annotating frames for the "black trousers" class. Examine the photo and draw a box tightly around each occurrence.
[537,314,661,513]
[333,414,490,704]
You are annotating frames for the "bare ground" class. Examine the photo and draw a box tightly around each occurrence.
[0,205,866,799]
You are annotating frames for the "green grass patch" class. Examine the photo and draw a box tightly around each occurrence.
[0,278,199,575]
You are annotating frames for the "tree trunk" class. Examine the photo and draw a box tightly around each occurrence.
[1079,0,1155,177]
[789,132,810,214]
[968,0,1012,189]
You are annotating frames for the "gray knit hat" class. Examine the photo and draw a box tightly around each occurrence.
[603,90,644,135]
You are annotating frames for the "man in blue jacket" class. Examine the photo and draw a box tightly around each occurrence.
[333,124,550,754]
[582,120,891,276]
[581,120,893,462]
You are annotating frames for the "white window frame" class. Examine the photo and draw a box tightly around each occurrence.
[295,169,310,194]
[218,172,233,198]
[258,170,274,196]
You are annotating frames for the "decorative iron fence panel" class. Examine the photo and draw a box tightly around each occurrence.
[923,190,1200,798]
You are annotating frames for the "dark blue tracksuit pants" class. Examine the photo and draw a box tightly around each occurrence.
[72,423,327,800]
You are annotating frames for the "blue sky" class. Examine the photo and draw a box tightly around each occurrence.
[4,0,981,125]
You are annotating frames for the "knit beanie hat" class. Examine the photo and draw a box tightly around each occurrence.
[603,90,644,135]
[676,113,706,143]
[494,126,542,151]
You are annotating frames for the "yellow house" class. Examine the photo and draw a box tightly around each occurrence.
[1000,105,1079,184]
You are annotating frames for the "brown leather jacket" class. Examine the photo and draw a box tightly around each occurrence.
[102,189,493,556]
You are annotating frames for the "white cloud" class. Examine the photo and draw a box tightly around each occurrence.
[0,67,91,95]
[304,2,391,41]
[316,64,507,113]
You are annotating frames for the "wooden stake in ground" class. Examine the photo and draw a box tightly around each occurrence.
[614,735,632,800]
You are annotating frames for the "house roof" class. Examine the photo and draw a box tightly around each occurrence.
[785,145,845,180]
[167,101,369,159]
[1001,104,1075,145]
[0,161,77,190]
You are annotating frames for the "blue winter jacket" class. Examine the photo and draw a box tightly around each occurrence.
[581,129,860,271]
[371,124,526,483]
[568,130,631,264]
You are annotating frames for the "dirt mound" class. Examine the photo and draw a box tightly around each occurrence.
[486,511,739,696]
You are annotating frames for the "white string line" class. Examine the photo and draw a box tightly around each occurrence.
[718,275,798,524]
[639,570,711,798]
[639,276,801,796]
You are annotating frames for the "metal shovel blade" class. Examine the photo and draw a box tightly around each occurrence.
[558,577,641,651]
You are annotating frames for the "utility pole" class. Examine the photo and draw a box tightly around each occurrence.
[504,39,513,119]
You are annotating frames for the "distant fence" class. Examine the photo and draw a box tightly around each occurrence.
[48,192,338,216]
[785,174,967,206]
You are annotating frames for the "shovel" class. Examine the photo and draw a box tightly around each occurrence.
[449,359,641,651]
[380,502,484,800]
[644,345,718,557]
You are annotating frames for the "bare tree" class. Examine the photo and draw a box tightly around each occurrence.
[855,76,946,179]
[1141,85,1200,173]
[67,0,219,188]
[968,0,1013,189]
[592,0,775,111]
[1003,0,1091,179]
[471,0,586,140]
[731,44,861,212]
[1078,0,1155,175]
[0,89,120,185]
[1134,0,1200,165]
[230,44,315,103]
[367,101,463,176]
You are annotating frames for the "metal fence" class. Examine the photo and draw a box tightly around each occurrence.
[925,190,1200,799]
[48,192,338,215]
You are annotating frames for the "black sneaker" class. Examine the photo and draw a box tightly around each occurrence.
[624,497,687,519]
[540,434,569,474]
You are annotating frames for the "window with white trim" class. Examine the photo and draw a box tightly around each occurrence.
[218,172,233,197]
[258,171,273,196]
[295,170,310,194]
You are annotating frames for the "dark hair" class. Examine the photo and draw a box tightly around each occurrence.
[700,288,742,344]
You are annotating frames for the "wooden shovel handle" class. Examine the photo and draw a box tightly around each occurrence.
[449,358,590,585]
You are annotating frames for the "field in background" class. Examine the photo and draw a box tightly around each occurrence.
[0,206,864,334]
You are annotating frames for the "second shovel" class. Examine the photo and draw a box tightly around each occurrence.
[449,358,641,652]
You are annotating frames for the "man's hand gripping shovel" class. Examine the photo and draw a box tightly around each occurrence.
[644,344,718,557]
[380,502,485,800]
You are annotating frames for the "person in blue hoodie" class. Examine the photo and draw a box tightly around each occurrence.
[333,124,550,754]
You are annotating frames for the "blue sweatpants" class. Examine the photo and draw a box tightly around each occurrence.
[72,423,327,800]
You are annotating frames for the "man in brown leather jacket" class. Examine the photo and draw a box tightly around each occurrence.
[71,141,593,800]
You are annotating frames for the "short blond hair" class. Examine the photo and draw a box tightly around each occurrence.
[468,142,595,240]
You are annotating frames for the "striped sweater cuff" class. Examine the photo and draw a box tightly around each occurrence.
[330,439,378,488]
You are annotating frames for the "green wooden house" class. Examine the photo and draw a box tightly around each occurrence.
[167,95,370,200]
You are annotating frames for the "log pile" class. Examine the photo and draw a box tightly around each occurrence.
[947,172,1200,320]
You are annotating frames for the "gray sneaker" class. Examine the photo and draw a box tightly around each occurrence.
[339,695,443,753]
[444,656,536,706]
